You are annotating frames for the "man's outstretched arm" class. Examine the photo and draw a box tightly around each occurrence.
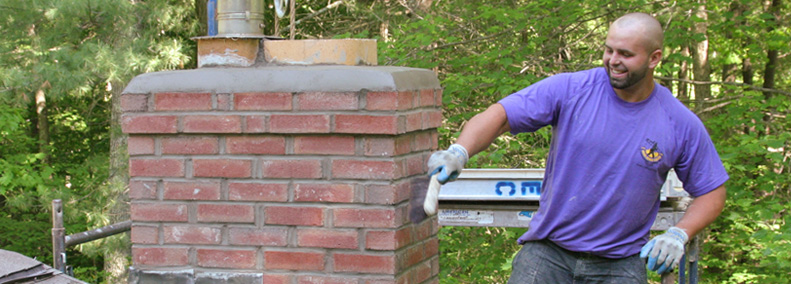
[455,103,512,157]
[427,103,511,184]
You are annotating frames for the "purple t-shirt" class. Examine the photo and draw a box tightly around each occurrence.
[499,68,728,258]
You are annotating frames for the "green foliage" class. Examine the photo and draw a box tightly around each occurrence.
[0,0,789,283]
[439,226,522,283]
[0,0,196,282]
[367,0,791,283]
[700,91,791,283]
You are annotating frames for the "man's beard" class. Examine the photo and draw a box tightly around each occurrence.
[607,65,648,89]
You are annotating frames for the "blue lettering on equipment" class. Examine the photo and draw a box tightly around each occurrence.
[521,181,541,196]
[495,182,517,196]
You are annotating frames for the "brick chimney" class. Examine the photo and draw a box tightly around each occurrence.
[121,37,442,283]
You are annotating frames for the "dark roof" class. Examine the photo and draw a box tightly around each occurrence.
[0,249,88,284]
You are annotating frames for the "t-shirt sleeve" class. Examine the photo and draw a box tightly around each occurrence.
[498,74,570,134]
[674,117,729,197]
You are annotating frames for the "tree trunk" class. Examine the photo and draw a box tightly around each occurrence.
[103,80,130,283]
[721,1,744,85]
[742,57,753,86]
[35,81,50,159]
[762,0,780,102]
[692,0,710,114]
[677,45,690,103]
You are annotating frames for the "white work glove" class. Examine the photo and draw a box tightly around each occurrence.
[424,144,469,216]
[427,144,469,184]
[640,226,689,274]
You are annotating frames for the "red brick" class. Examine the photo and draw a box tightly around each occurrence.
[414,132,433,151]
[297,228,358,249]
[297,92,358,110]
[122,115,178,134]
[155,92,212,111]
[244,115,267,133]
[193,159,253,178]
[334,115,398,135]
[229,227,288,246]
[265,206,323,226]
[228,182,288,202]
[424,237,439,258]
[226,136,286,154]
[405,154,425,176]
[406,112,422,132]
[423,109,443,129]
[131,225,158,244]
[431,257,440,280]
[418,89,435,107]
[294,136,355,155]
[364,136,411,157]
[298,276,358,284]
[129,158,184,177]
[163,225,221,244]
[269,114,330,133]
[366,91,398,111]
[366,228,412,250]
[197,203,255,223]
[161,136,219,155]
[183,115,242,133]
[261,159,322,179]
[430,132,439,150]
[264,274,290,284]
[334,208,397,228]
[399,90,417,110]
[331,159,398,180]
[133,247,188,266]
[414,261,434,283]
[403,244,425,268]
[216,93,232,110]
[121,94,148,112]
[197,248,256,269]
[415,218,436,241]
[294,183,354,203]
[131,203,188,222]
[265,251,324,271]
[434,89,443,105]
[163,180,221,200]
[128,136,155,155]
[364,138,396,157]
[366,278,406,284]
[333,253,395,274]
[129,179,157,200]
[235,92,292,111]
[364,181,411,205]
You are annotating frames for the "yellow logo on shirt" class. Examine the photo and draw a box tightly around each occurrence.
[641,141,663,162]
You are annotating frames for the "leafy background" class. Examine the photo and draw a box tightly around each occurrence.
[1,0,789,283]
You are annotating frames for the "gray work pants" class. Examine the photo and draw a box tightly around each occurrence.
[507,240,647,284]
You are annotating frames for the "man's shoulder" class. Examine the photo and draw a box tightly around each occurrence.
[555,67,606,81]
[651,85,708,131]
[653,85,697,116]
[540,68,607,94]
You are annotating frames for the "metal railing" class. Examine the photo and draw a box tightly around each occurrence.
[51,199,132,274]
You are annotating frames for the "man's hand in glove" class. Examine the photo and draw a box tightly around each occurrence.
[427,144,469,184]
[640,226,689,274]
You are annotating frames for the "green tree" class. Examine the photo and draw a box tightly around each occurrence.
[2,0,789,282]
[0,0,197,282]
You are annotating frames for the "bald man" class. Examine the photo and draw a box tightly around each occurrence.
[427,13,727,283]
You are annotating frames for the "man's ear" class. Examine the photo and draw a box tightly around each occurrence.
[648,49,663,69]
